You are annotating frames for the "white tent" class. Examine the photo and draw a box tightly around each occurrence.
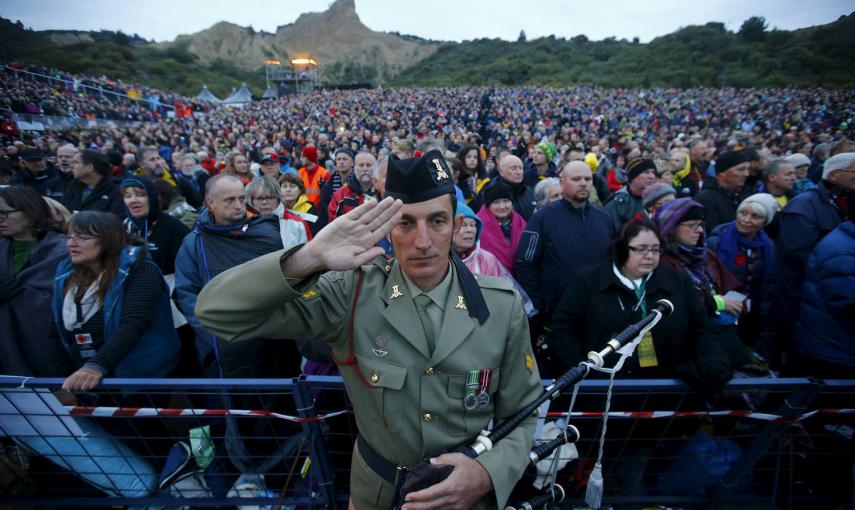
[195,84,221,104]
[195,84,221,103]
[261,85,278,100]
[222,83,253,105]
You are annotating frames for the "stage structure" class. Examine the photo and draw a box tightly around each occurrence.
[264,57,322,96]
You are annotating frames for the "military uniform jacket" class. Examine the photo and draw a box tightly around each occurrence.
[196,247,543,509]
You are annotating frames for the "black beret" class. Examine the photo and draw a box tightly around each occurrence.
[20,148,46,160]
[482,180,513,206]
[626,158,657,183]
[715,151,749,174]
[385,149,456,204]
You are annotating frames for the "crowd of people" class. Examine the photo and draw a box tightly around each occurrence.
[1,62,854,502]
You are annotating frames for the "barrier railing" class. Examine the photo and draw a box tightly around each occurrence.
[0,376,853,508]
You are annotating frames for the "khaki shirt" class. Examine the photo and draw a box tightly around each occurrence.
[196,247,542,509]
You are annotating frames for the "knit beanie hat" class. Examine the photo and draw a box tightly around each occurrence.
[302,146,319,164]
[738,193,778,226]
[715,151,748,174]
[642,183,677,209]
[482,180,513,206]
[536,141,557,162]
[626,158,657,183]
[333,146,355,161]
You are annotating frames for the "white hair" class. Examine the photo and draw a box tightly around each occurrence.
[823,152,855,180]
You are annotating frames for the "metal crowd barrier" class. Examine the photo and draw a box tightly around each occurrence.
[0,376,853,508]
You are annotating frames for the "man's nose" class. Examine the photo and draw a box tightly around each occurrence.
[414,222,431,249]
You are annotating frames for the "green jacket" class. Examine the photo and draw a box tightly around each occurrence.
[196,247,543,509]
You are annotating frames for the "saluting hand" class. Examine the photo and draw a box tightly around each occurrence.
[283,197,402,277]
[401,453,493,510]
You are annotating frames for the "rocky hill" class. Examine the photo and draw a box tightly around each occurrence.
[165,0,439,83]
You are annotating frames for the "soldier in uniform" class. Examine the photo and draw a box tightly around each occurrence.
[196,150,542,509]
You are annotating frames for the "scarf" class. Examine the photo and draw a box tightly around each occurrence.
[672,153,692,188]
[62,279,102,331]
[714,223,773,288]
[675,244,716,294]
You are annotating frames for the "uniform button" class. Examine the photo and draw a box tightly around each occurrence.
[423,413,432,422]
[370,372,379,384]
[424,367,434,375]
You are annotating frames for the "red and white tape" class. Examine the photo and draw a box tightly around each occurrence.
[546,408,855,422]
[63,406,854,424]
[65,406,348,424]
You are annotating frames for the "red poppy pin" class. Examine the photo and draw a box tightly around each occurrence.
[735,254,747,266]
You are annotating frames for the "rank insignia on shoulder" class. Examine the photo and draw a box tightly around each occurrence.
[525,353,534,373]
[302,289,319,300]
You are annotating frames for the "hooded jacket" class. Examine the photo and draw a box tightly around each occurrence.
[120,177,190,275]
[328,172,378,221]
[456,203,535,316]
[175,207,283,364]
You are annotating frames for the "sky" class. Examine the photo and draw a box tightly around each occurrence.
[2,0,852,43]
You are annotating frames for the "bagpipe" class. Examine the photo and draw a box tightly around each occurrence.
[393,299,675,510]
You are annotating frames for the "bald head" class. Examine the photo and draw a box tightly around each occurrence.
[56,144,78,173]
[560,161,593,207]
[499,155,525,184]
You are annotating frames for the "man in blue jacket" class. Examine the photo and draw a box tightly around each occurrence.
[175,173,286,375]
[515,161,615,375]
[771,152,855,362]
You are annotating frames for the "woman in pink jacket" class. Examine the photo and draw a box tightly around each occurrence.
[476,181,527,275]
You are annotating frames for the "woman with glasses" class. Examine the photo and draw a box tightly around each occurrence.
[246,176,310,250]
[654,198,760,372]
[0,186,69,376]
[550,219,731,391]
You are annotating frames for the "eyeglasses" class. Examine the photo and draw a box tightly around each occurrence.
[67,234,97,243]
[252,195,278,202]
[627,245,663,255]
[0,210,21,220]
[678,221,705,231]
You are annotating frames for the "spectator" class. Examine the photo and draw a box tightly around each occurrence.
[525,140,558,186]
[771,152,855,357]
[259,153,280,180]
[317,146,355,227]
[453,202,534,316]
[327,151,379,221]
[707,193,777,352]
[0,186,68,376]
[485,155,537,220]
[756,159,797,238]
[654,198,755,371]
[670,149,695,197]
[153,179,198,229]
[695,151,755,232]
[139,147,202,208]
[789,217,855,378]
[744,146,771,190]
[177,153,209,201]
[297,145,329,209]
[533,176,561,210]
[53,211,180,387]
[784,153,815,194]
[221,151,252,186]
[43,196,72,232]
[120,177,190,276]
[11,148,62,197]
[456,143,489,207]
[278,170,319,227]
[175,174,285,374]
[476,180,526,275]
[61,149,125,215]
[515,161,615,371]
[52,144,78,200]
[550,219,731,392]
[640,183,677,219]
[246,175,310,250]
[603,158,658,230]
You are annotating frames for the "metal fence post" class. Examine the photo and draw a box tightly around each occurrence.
[713,379,824,501]
[292,376,339,508]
